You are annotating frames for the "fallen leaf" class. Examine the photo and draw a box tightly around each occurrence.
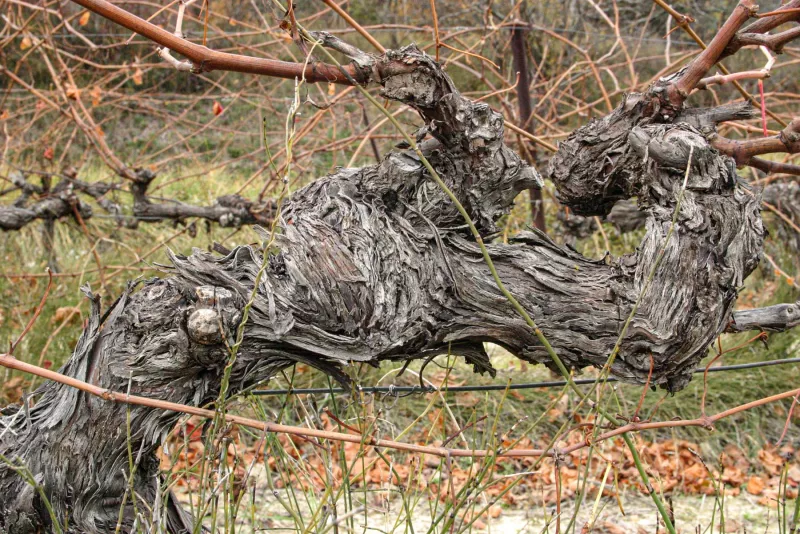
[132,68,144,85]
[78,11,91,26]
[721,519,742,532]
[53,306,81,324]
[758,448,785,476]
[43,147,55,160]
[1,376,29,404]
[746,475,766,495]
[598,522,627,534]
[788,465,800,485]
[20,36,32,50]
[721,466,745,486]
[212,101,224,116]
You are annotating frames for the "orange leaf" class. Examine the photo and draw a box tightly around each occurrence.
[78,11,91,26]
[43,147,55,160]
[212,100,224,116]
[65,84,80,101]
[20,36,32,50]
[90,86,102,106]
[132,68,143,85]
[746,476,766,495]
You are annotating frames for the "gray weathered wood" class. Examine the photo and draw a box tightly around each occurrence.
[0,44,787,533]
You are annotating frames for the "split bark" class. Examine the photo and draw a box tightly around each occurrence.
[0,43,792,533]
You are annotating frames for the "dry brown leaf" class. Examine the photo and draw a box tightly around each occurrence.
[53,307,81,323]
[758,448,785,476]
[597,522,627,534]
[721,466,745,486]
[745,475,766,495]
[65,84,80,101]
[132,68,144,85]
[1,376,28,404]
[788,465,800,485]
[90,86,102,107]
[682,462,707,484]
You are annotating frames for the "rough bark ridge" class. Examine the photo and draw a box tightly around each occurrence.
[0,45,765,532]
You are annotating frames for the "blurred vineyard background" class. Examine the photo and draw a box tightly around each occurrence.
[2,0,800,531]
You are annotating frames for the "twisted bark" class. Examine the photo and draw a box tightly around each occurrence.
[0,42,779,532]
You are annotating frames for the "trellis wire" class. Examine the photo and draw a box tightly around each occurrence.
[250,356,800,396]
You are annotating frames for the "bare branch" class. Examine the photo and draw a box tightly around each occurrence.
[695,46,775,90]
[0,185,92,231]
[69,0,369,84]
[0,169,275,230]
[722,0,800,57]
[749,157,800,176]
[711,118,800,166]
[130,169,274,227]
[666,0,758,106]
[728,300,800,332]
[732,26,800,54]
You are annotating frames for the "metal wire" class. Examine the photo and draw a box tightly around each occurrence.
[250,357,800,396]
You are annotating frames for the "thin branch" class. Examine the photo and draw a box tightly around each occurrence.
[68,0,368,83]
[2,352,800,461]
[652,0,787,126]
[667,0,757,104]
[711,118,800,166]
[320,0,385,53]
[732,26,800,54]
[695,46,774,90]
[749,157,800,176]
[722,0,800,58]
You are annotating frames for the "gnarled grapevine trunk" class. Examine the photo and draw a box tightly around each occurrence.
[0,45,766,532]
